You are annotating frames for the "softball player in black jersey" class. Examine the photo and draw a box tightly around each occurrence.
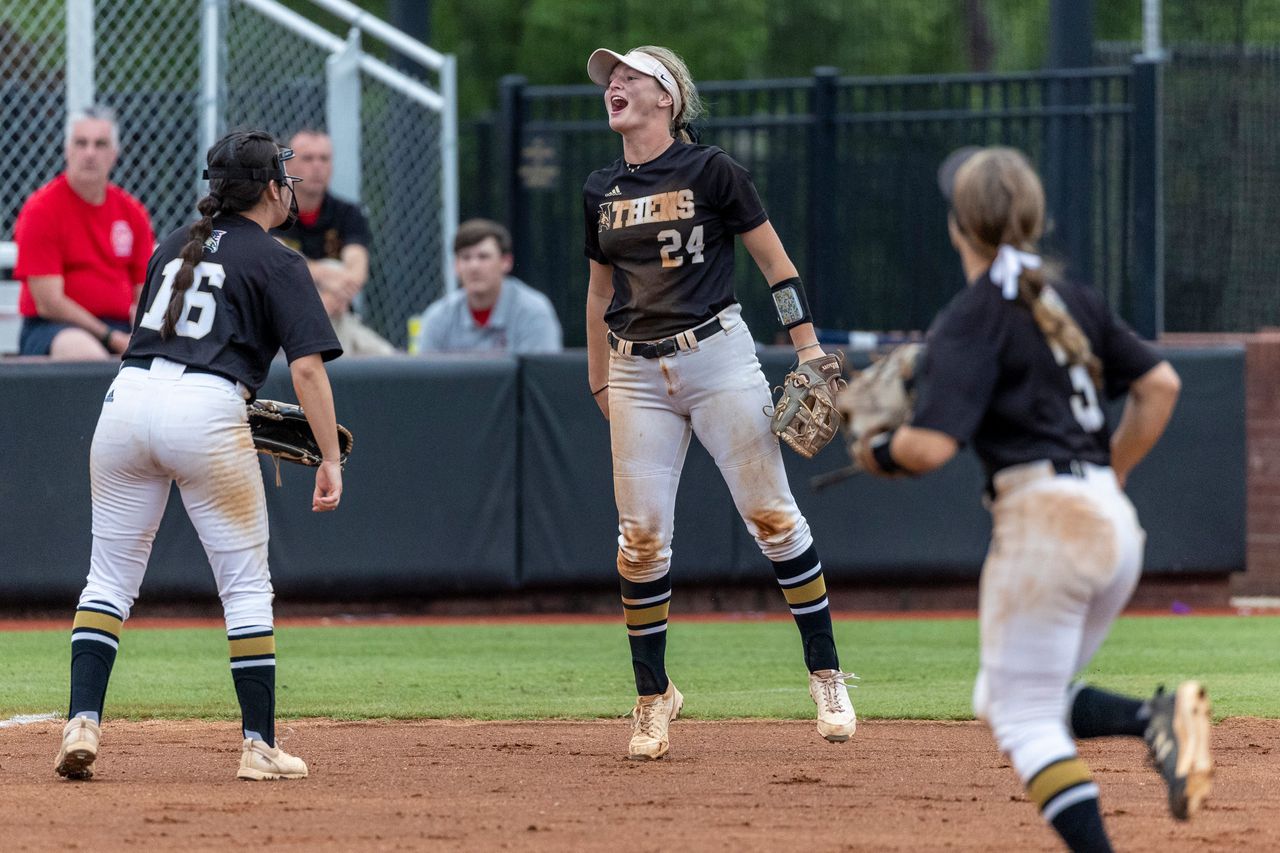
[583,45,856,760]
[55,130,343,782]
[858,147,1211,850]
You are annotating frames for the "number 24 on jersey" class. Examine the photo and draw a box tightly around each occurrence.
[658,225,705,268]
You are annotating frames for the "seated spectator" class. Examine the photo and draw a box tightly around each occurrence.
[417,219,563,354]
[14,106,154,360]
[271,128,396,355]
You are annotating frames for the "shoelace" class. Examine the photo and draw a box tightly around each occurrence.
[633,697,667,738]
[815,671,860,713]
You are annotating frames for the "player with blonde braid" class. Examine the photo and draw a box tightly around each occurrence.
[857,146,1211,851]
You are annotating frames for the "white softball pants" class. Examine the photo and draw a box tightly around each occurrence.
[971,461,1145,783]
[82,358,274,630]
[607,304,813,582]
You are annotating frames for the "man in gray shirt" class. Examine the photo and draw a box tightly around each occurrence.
[416,219,562,354]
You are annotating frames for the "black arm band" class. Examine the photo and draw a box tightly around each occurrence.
[870,430,906,475]
[100,327,113,347]
[770,276,811,329]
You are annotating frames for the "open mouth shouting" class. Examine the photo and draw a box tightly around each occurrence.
[609,94,629,117]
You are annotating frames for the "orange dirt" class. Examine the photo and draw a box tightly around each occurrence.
[4,717,1276,851]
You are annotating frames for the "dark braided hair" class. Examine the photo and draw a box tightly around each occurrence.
[161,129,284,338]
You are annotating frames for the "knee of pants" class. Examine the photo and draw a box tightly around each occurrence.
[78,580,136,622]
[221,589,274,630]
[211,544,271,597]
[616,523,672,584]
[752,513,812,563]
[616,549,671,584]
[985,694,1077,782]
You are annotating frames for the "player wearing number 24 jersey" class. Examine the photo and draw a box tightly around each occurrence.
[583,45,857,762]
[54,130,341,784]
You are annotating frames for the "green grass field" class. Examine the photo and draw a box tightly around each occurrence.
[1,615,1275,721]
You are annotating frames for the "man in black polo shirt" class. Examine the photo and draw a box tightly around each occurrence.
[272,129,396,355]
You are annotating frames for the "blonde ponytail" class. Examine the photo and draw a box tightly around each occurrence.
[951,147,1103,388]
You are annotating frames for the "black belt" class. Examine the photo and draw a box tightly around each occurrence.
[985,458,1091,500]
[1051,459,1090,478]
[121,356,223,379]
[608,318,724,358]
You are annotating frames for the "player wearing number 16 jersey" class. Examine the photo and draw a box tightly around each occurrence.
[583,45,857,761]
[54,130,342,783]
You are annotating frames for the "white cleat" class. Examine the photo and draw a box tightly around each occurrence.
[809,669,858,742]
[628,681,684,760]
[54,716,100,780]
[237,738,309,780]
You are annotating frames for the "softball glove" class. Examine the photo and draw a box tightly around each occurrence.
[769,352,846,459]
[248,399,354,468]
[836,343,923,463]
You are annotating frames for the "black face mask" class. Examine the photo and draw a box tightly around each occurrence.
[280,179,300,229]
[277,147,301,229]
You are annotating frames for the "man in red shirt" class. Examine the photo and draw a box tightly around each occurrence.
[14,106,154,359]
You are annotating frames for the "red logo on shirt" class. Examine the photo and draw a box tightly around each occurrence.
[110,220,134,257]
[110,219,133,256]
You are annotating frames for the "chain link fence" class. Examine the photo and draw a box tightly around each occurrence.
[1,0,451,349]
[0,5,68,241]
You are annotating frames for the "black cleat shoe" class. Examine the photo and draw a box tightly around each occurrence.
[1144,681,1213,820]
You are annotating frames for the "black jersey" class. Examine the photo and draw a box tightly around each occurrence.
[910,274,1161,477]
[125,213,341,391]
[583,141,768,340]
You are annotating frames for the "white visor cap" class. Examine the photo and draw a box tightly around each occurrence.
[587,48,683,119]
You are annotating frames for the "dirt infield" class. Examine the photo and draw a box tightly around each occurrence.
[4,718,1276,852]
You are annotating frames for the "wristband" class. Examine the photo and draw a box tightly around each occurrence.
[870,430,905,475]
[770,276,811,329]
[591,384,609,397]
[99,327,114,348]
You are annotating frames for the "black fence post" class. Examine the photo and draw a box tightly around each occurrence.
[808,67,839,328]
[498,74,527,275]
[1129,58,1164,339]
[1046,0,1093,288]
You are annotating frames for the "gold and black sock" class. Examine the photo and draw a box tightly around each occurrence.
[620,573,671,696]
[69,601,123,723]
[1069,683,1149,738]
[772,545,839,672]
[228,625,276,746]
[1028,756,1112,852]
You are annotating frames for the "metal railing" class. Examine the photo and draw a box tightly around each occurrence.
[479,62,1154,346]
[1,0,458,349]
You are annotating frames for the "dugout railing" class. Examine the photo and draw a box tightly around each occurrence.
[469,60,1163,345]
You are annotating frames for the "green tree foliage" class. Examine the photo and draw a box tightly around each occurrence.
[277,0,1280,117]
[514,0,769,86]
[763,1,968,77]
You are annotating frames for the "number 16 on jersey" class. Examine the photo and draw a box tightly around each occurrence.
[138,258,226,340]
